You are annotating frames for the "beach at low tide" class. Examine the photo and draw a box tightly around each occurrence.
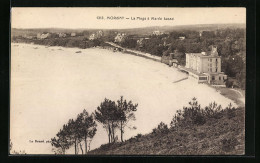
[10,43,237,154]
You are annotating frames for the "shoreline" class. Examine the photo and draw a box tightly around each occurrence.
[11,42,244,108]
[11,42,243,154]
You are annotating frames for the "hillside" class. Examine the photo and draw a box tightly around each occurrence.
[88,107,244,155]
[11,23,245,36]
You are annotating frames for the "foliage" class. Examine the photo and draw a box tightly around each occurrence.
[152,122,169,134]
[94,98,119,143]
[94,96,138,143]
[116,96,138,142]
[88,98,244,155]
[221,138,239,152]
[51,110,97,154]
[170,98,235,128]
[9,139,26,155]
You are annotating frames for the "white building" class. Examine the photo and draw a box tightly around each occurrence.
[185,46,227,85]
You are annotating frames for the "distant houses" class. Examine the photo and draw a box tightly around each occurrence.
[58,33,67,38]
[179,36,185,40]
[114,33,126,43]
[137,38,144,47]
[89,30,103,40]
[71,32,76,37]
[184,46,227,85]
[89,34,97,40]
[161,52,178,67]
[22,34,34,39]
[37,33,51,39]
[152,30,163,36]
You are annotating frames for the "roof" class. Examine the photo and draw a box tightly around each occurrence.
[186,52,221,58]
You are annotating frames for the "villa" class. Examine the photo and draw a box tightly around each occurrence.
[184,46,227,85]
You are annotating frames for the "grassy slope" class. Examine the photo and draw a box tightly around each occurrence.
[215,87,245,107]
[88,108,244,155]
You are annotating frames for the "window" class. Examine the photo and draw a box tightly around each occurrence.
[212,76,215,80]
[199,77,207,80]
[216,68,217,72]
[210,68,212,72]
[210,59,212,62]
[223,76,225,80]
[219,77,221,80]
[216,59,218,62]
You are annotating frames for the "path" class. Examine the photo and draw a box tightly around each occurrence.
[105,42,161,61]
[231,89,244,98]
[173,77,188,83]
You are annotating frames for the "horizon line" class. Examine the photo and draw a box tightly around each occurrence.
[12,23,246,30]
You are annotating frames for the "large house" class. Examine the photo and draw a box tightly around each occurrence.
[185,46,227,85]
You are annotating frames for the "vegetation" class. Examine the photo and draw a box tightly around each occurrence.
[51,96,137,154]
[94,96,138,143]
[51,109,97,154]
[119,28,246,89]
[9,139,26,155]
[11,25,246,89]
[88,98,244,155]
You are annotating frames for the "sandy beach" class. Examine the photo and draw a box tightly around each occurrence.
[10,43,238,154]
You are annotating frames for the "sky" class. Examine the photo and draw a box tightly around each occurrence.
[11,7,246,29]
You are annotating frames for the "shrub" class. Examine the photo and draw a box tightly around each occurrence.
[170,98,226,128]
[225,103,237,119]
[225,79,233,88]
[221,138,238,152]
[135,133,142,139]
[152,122,169,134]
[204,102,223,119]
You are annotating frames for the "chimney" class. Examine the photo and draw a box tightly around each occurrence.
[211,45,218,56]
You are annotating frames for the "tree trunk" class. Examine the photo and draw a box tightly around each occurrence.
[79,143,84,155]
[74,139,77,154]
[88,140,92,152]
[84,136,88,154]
[111,122,114,142]
[120,121,123,142]
[108,123,111,143]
